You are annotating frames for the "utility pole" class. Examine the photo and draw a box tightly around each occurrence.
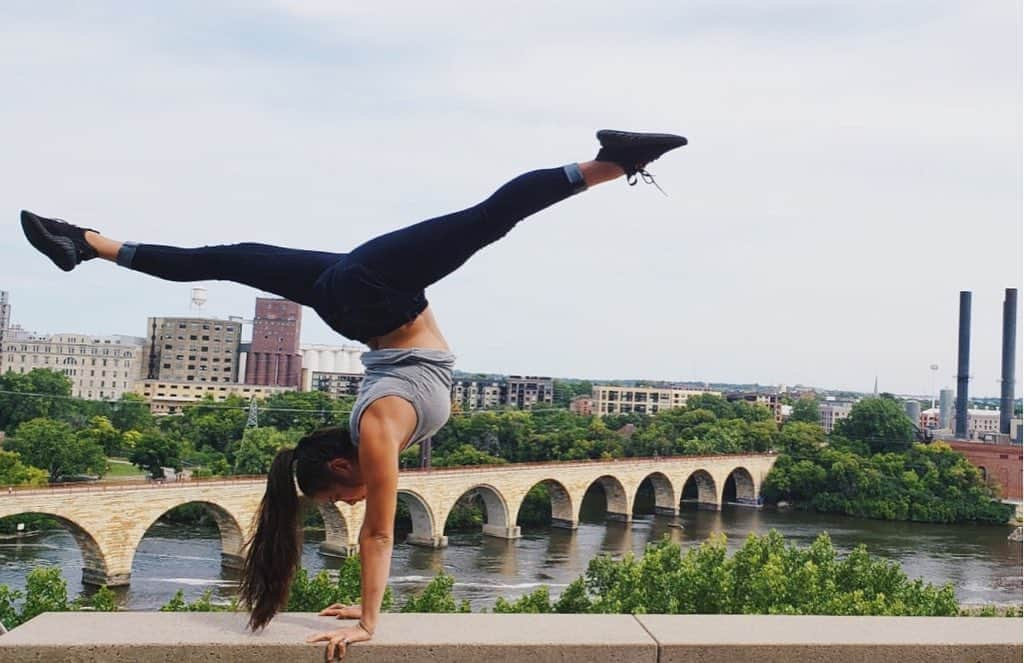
[246,397,259,428]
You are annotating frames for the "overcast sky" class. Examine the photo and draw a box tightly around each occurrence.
[1,1,1020,397]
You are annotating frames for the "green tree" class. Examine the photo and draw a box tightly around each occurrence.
[552,379,593,407]
[260,391,354,432]
[19,567,69,624]
[683,394,734,419]
[0,449,48,486]
[109,393,154,433]
[287,557,393,612]
[789,398,820,424]
[77,586,119,612]
[78,416,124,457]
[129,430,182,478]
[160,589,234,612]
[400,572,470,613]
[776,422,826,457]
[165,395,248,458]
[0,369,74,432]
[232,427,302,475]
[0,583,20,628]
[434,444,508,467]
[6,418,106,482]
[834,397,914,454]
[493,586,553,613]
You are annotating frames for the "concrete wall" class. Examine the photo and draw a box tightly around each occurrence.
[0,613,1020,662]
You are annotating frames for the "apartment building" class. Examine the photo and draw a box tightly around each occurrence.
[592,385,720,416]
[505,375,554,409]
[819,401,854,434]
[452,379,505,411]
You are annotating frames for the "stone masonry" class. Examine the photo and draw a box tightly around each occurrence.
[0,454,776,586]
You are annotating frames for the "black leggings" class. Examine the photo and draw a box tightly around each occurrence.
[119,165,586,341]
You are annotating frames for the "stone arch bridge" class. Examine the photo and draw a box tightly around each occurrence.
[0,453,775,587]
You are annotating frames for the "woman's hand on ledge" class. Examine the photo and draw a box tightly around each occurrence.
[318,603,361,620]
[306,623,371,659]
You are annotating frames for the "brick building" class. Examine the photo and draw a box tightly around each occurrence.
[244,298,302,387]
[945,440,1023,500]
[569,395,594,416]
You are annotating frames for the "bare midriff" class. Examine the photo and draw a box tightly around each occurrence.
[365,305,450,352]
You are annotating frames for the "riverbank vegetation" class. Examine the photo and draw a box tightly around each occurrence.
[1,531,1019,631]
[763,399,1013,524]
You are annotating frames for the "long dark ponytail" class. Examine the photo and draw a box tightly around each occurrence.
[240,427,357,630]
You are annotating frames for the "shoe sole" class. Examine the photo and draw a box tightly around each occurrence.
[597,130,687,149]
[21,210,77,272]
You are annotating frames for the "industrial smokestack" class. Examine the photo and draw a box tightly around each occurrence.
[955,291,971,438]
[1000,288,1018,435]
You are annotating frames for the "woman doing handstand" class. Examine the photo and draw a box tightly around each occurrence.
[20,129,686,658]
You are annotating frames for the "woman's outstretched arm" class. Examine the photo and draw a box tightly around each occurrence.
[307,396,415,659]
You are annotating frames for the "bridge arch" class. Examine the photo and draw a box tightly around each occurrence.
[398,489,444,548]
[723,466,758,506]
[316,502,354,557]
[515,478,576,530]
[129,500,246,573]
[441,483,518,540]
[634,472,677,516]
[584,475,631,521]
[680,469,719,510]
[0,511,113,586]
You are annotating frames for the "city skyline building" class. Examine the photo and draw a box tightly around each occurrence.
[0,331,144,400]
[133,379,295,415]
[819,401,854,434]
[141,316,242,383]
[505,375,555,409]
[305,371,365,398]
[452,379,505,411]
[592,385,720,416]
[0,290,10,369]
[243,298,302,387]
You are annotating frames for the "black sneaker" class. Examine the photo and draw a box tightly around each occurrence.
[20,210,99,272]
[595,130,687,191]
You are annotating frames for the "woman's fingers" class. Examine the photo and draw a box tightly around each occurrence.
[327,634,347,661]
[307,625,369,660]
[318,603,344,615]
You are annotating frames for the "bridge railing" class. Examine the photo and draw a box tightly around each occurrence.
[0,452,776,496]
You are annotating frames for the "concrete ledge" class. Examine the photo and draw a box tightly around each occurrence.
[0,613,1020,662]
[637,614,1023,663]
[0,613,655,662]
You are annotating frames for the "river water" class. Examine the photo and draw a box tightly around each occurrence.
[1,493,1020,611]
